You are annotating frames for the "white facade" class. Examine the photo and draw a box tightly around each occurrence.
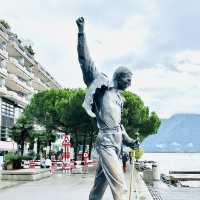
[0,22,61,150]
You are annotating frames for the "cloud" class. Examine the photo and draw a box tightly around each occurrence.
[1,0,200,118]
[131,49,200,118]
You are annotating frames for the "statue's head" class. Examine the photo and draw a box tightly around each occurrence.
[113,66,132,91]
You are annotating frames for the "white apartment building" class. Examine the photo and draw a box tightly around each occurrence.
[0,22,61,152]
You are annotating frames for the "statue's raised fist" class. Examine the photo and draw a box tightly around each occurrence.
[76,17,84,33]
[76,17,85,27]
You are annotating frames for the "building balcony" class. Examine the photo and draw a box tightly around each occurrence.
[0,85,7,96]
[6,73,34,94]
[32,77,48,91]
[0,66,7,78]
[33,63,61,89]
[7,57,34,80]
[6,90,29,107]
[0,30,8,41]
[0,46,8,60]
[0,23,9,41]
[8,40,35,66]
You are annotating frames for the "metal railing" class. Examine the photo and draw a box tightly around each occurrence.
[148,187,163,200]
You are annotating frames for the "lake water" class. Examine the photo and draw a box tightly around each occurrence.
[142,153,200,174]
[142,153,200,187]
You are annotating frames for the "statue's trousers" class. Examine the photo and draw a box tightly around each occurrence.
[89,132,127,200]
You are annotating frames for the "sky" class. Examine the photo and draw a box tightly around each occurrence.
[0,0,200,119]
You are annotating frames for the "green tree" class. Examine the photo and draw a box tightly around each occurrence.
[31,130,57,157]
[24,45,35,56]
[59,88,97,160]
[134,148,144,161]
[45,130,57,151]
[25,88,97,160]
[0,19,11,30]
[122,91,161,141]
[25,89,160,159]
[10,115,34,155]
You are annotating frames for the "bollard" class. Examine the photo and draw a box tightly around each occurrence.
[29,160,35,168]
[152,162,160,181]
[82,160,88,178]
[51,161,57,174]
[62,161,71,175]
[143,168,153,185]
[93,160,97,167]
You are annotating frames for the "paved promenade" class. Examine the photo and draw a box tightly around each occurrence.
[0,172,114,200]
[1,166,200,200]
[0,164,153,200]
[0,180,26,190]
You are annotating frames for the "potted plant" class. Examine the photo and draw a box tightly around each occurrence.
[4,153,22,170]
[134,148,144,161]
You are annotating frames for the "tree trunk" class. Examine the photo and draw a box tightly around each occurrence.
[20,131,25,156]
[29,141,34,150]
[74,132,78,161]
[89,132,94,160]
[49,141,52,152]
[21,141,24,156]
[37,139,41,155]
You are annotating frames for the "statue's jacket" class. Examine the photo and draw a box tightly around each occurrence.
[78,32,136,151]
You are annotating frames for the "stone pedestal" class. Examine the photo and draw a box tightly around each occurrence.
[152,163,160,181]
[0,168,50,181]
[143,169,153,185]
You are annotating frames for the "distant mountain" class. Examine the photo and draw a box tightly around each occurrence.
[142,113,200,152]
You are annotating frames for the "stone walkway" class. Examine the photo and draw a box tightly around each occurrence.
[130,166,153,200]
[0,180,26,190]
[0,165,153,200]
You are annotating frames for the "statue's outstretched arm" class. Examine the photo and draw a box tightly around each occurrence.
[76,17,99,86]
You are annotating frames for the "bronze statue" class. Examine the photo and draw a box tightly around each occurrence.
[76,17,139,200]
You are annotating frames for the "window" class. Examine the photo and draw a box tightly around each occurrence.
[0,99,15,141]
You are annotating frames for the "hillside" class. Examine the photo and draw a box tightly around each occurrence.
[142,114,200,152]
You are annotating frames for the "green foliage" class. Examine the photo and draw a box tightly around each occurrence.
[4,153,32,169]
[134,148,144,160]
[0,19,10,30]
[10,115,33,142]
[4,153,21,165]
[122,91,161,141]
[24,45,35,56]
[60,88,96,133]
[25,88,97,134]
[25,88,160,159]
[26,89,161,140]
[25,89,69,132]
[10,114,34,155]
[25,88,98,160]
[27,130,57,155]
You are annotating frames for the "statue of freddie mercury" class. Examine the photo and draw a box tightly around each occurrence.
[76,17,139,200]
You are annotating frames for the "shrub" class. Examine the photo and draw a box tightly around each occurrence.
[134,148,144,161]
[24,45,35,56]
[5,153,21,164]
[4,153,23,169]
[0,20,11,30]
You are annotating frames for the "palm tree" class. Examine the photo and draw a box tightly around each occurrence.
[10,115,33,155]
